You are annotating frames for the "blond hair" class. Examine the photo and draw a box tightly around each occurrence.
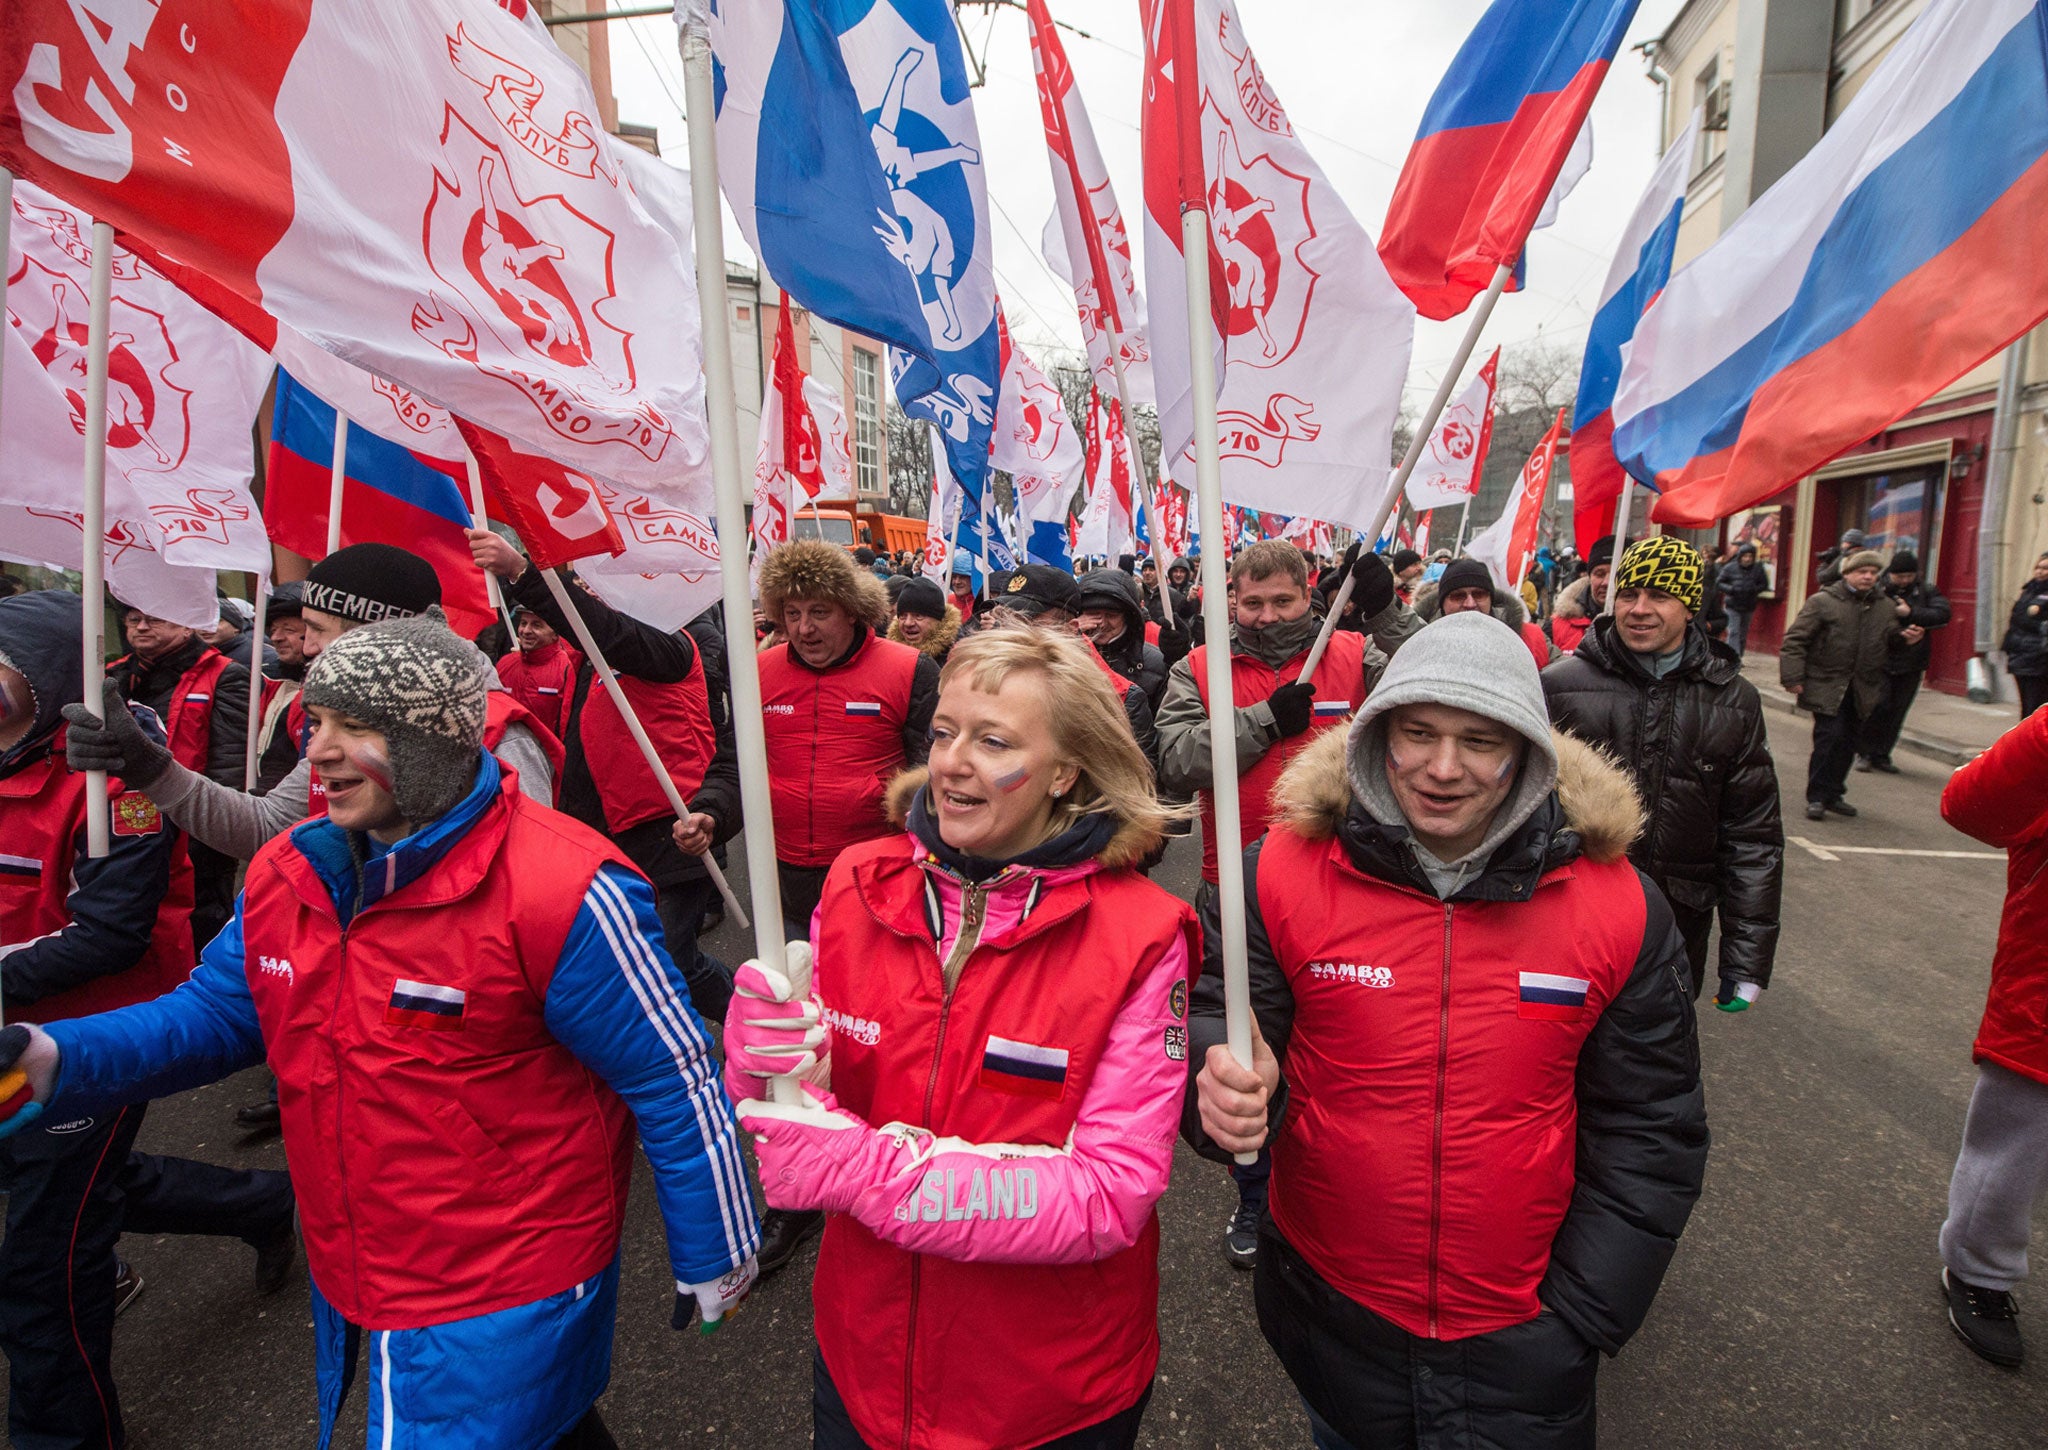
[939,624,1185,848]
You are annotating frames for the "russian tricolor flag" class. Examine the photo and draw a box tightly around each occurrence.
[264,369,494,637]
[1518,971,1591,1021]
[384,979,467,1031]
[1380,0,1642,320]
[980,1035,1069,1100]
[1614,0,2048,528]
[1569,113,1698,555]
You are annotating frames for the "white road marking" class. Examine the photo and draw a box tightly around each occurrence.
[1789,835,2001,862]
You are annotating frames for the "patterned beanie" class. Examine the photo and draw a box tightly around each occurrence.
[300,608,489,822]
[1613,536,1706,614]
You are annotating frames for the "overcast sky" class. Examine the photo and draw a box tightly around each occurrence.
[605,0,1688,406]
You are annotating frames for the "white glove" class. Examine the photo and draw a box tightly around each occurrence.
[677,1256,759,1335]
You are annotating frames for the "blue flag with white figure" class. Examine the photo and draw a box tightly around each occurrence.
[702,0,1001,554]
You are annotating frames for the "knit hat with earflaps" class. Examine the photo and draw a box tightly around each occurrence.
[300,608,489,823]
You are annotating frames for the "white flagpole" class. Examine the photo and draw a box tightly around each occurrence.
[1455,496,1474,553]
[0,168,13,429]
[538,569,750,934]
[1107,347,1173,628]
[324,413,349,557]
[243,574,269,791]
[461,450,521,640]
[1604,475,1636,617]
[682,17,805,1080]
[1298,261,1514,680]
[78,220,117,859]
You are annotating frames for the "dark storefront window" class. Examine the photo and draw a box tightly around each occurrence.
[1833,464,1943,573]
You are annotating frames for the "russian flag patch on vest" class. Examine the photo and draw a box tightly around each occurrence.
[980,1035,1068,1099]
[1518,971,1590,1021]
[1313,700,1351,718]
[844,701,883,717]
[385,979,467,1030]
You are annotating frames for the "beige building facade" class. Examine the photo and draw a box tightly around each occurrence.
[1646,0,2047,698]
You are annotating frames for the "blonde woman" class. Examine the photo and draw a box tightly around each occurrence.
[726,625,1197,1450]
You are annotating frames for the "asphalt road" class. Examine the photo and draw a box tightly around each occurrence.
[24,710,2046,1448]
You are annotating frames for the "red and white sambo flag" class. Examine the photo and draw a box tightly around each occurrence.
[1,0,708,492]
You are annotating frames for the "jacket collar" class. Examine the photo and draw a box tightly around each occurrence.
[1574,616,1738,686]
[1333,792,1581,903]
[284,753,506,925]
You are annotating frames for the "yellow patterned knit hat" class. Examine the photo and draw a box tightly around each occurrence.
[1613,536,1706,613]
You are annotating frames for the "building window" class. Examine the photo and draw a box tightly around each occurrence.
[852,348,882,496]
[1695,56,1729,174]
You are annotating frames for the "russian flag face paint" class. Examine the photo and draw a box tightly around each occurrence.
[994,767,1033,794]
[351,745,393,793]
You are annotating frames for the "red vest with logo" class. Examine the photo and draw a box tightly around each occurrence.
[1189,630,1368,883]
[239,776,636,1329]
[496,639,580,741]
[759,633,920,868]
[293,692,567,817]
[1254,823,1645,1340]
[114,647,233,775]
[810,836,1198,1449]
[580,657,714,834]
[0,738,196,1024]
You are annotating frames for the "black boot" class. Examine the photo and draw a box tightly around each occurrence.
[757,1209,825,1277]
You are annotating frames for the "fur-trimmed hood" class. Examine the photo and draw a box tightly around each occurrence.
[758,539,891,630]
[887,604,962,660]
[1410,579,1531,630]
[883,766,1162,871]
[1270,725,1644,865]
[1553,575,1596,622]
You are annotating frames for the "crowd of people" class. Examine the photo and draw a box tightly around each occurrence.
[0,520,2042,1449]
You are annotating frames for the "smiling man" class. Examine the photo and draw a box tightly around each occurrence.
[1185,610,1707,1450]
[1543,537,1784,1010]
[7,611,758,1449]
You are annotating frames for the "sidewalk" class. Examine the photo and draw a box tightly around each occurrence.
[1741,653,2017,765]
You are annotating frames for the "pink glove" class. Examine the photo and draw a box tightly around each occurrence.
[738,1085,919,1214]
[720,945,828,1104]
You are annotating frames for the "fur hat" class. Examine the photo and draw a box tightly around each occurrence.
[300,609,489,823]
[758,539,889,629]
[1843,549,1888,575]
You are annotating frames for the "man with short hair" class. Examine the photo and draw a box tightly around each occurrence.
[1155,540,1411,1265]
[1188,610,1707,1448]
[496,603,580,743]
[1858,550,1951,774]
[1390,548,1425,604]
[1781,549,1900,821]
[1545,537,1783,1008]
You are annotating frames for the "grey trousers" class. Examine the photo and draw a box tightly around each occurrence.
[1940,1062,2048,1291]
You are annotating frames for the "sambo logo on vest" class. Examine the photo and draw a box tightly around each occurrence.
[385,979,468,1030]
[1309,962,1394,989]
[1518,971,1591,1021]
[980,1035,1068,1099]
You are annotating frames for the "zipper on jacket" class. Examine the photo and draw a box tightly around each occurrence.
[1428,902,1452,1339]
[332,926,363,1310]
[903,881,987,1450]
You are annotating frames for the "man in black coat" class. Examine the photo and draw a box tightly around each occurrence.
[1544,537,1784,1008]
[1857,550,1951,774]
[1716,544,1770,656]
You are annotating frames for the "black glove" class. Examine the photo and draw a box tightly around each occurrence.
[1343,544,1396,620]
[62,680,173,787]
[0,1025,29,1077]
[1267,681,1316,737]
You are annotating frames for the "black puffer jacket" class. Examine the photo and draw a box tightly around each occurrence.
[1542,616,1783,987]
[2002,576,2048,678]
[1881,579,1952,676]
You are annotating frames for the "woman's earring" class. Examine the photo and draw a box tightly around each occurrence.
[1051,788,1063,800]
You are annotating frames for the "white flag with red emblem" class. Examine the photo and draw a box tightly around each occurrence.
[1406,347,1500,511]
[1076,387,1135,560]
[1466,411,1566,593]
[990,314,1085,564]
[3,181,273,583]
[1028,0,1152,407]
[0,0,708,492]
[1137,0,1413,530]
